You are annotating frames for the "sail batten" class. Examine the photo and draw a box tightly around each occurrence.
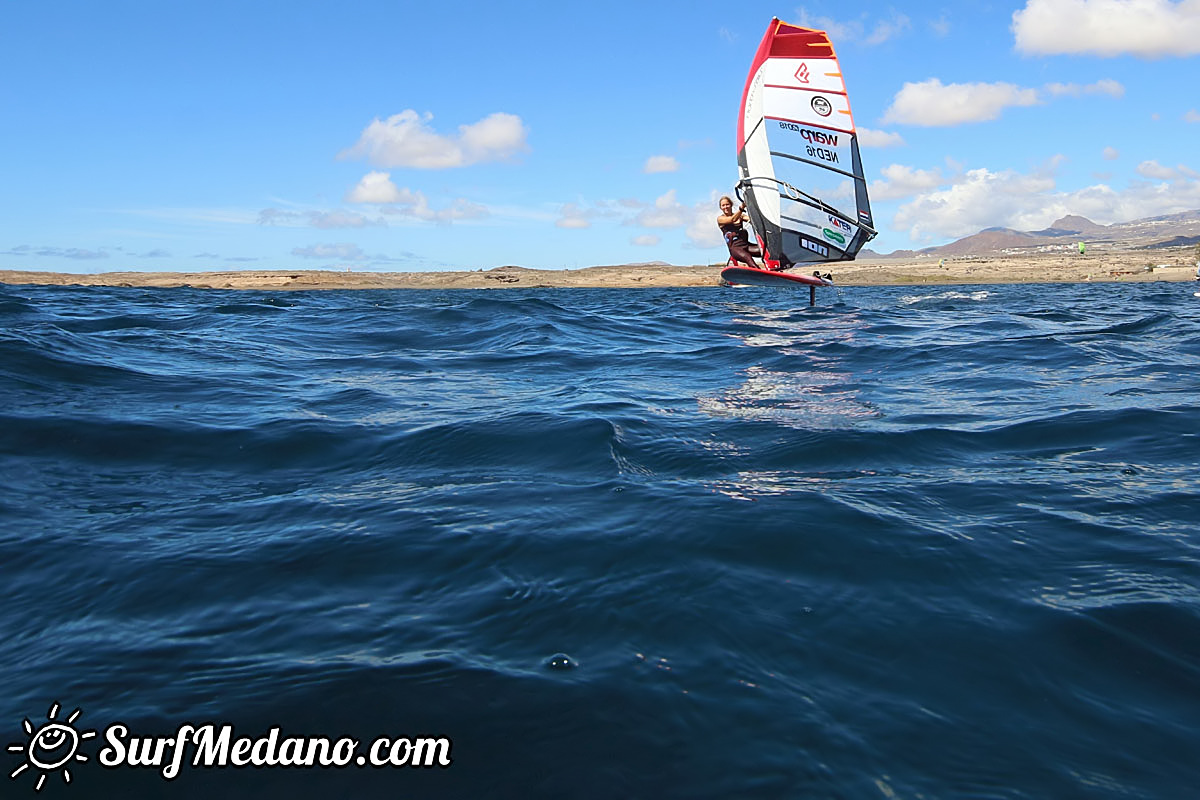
[737,18,874,268]
[770,152,860,180]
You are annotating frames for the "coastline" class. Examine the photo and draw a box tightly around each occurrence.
[2,249,1197,291]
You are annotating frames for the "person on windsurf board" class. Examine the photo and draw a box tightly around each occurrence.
[717,196,769,270]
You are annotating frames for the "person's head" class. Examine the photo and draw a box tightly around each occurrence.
[719,196,733,213]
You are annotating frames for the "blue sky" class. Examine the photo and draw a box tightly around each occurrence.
[2,0,1199,273]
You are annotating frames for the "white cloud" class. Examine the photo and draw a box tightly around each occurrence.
[882,78,1123,126]
[857,127,906,147]
[381,195,488,223]
[685,192,728,249]
[1013,0,1200,57]
[346,171,404,203]
[3,245,109,259]
[1042,154,1070,174]
[891,160,1200,241]
[791,9,910,44]
[556,203,592,229]
[428,198,490,222]
[791,9,860,41]
[258,208,383,228]
[339,110,529,168]
[870,164,950,201]
[1137,160,1178,179]
[930,15,951,36]
[546,190,743,251]
[257,209,302,225]
[457,113,527,160]
[1137,160,1200,179]
[552,199,632,229]
[883,79,1041,126]
[293,243,367,260]
[643,155,680,174]
[1186,109,1200,122]
[1043,79,1125,98]
[344,172,489,223]
[630,189,691,228]
[612,189,726,249]
[865,12,911,45]
[1103,146,1120,160]
[309,210,379,229]
[894,167,1060,240]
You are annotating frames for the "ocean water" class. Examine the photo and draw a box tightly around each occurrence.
[1,280,1198,798]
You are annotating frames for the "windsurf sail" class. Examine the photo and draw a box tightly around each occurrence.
[736,18,875,269]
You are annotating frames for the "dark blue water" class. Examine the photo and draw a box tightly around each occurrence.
[2,281,1198,798]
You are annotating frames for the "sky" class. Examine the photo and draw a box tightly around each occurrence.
[2,0,1199,273]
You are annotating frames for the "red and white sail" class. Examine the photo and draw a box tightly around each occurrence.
[737,19,875,268]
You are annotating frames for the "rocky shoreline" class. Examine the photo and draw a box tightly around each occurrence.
[2,248,1197,291]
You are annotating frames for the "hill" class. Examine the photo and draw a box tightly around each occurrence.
[871,210,1200,258]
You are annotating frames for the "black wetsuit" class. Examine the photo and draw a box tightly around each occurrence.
[720,216,759,268]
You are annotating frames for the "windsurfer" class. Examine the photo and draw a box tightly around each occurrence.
[717,196,768,270]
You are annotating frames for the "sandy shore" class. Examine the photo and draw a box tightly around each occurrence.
[2,249,1197,291]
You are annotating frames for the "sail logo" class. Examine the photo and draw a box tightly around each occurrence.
[795,63,810,84]
[802,239,830,257]
[827,215,852,233]
[822,228,847,245]
[800,129,838,147]
[811,97,832,117]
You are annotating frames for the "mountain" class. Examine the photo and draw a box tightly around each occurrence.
[869,209,1200,258]
[1031,215,1110,237]
[934,228,1038,255]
